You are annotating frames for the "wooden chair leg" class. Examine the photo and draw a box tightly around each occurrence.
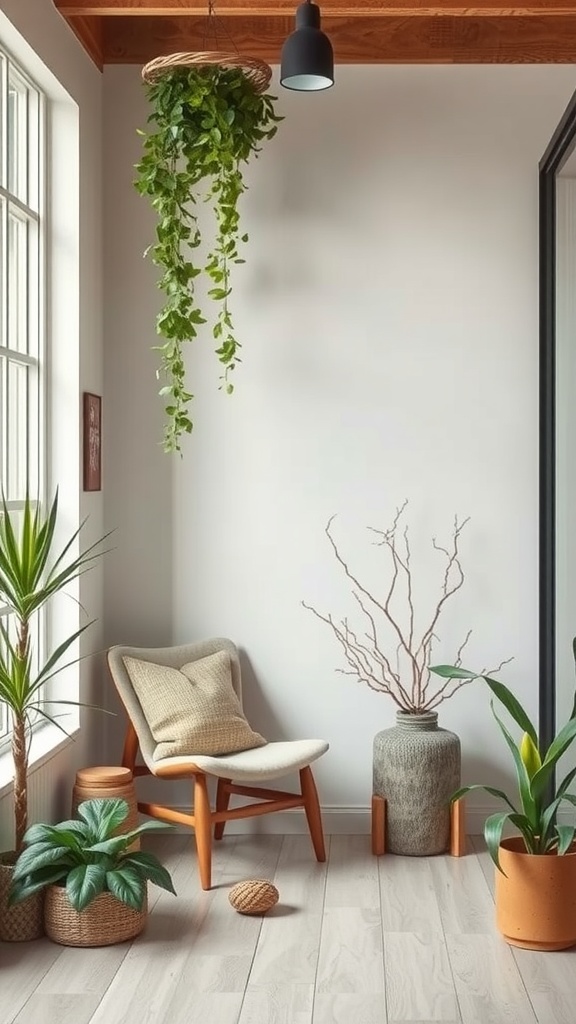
[121,722,139,772]
[300,765,326,862]
[450,796,466,856]
[371,795,386,856]
[193,774,213,890]
[214,777,231,840]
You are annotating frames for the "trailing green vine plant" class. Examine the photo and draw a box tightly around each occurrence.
[134,66,282,453]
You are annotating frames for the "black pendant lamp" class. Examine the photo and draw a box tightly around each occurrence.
[280,0,334,92]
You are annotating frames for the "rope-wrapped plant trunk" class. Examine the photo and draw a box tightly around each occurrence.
[12,714,28,854]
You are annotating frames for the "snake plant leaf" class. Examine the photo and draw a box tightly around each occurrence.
[556,824,576,855]
[490,701,538,828]
[555,764,576,800]
[507,813,538,852]
[538,797,563,851]
[429,665,478,680]
[558,792,576,813]
[531,714,576,803]
[484,811,515,871]
[450,784,517,814]
[520,731,541,779]
[482,675,538,747]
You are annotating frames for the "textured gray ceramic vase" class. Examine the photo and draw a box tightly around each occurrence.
[373,710,461,855]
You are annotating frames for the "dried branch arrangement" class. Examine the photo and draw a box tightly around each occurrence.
[304,501,486,713]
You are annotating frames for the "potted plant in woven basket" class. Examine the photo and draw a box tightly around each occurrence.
[431,656,576,950]
[304,501,508,856]
[134,51,282,453]
[9,798,176,947]
[0,492,108,941]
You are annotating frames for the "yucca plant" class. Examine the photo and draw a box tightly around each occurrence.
[0,492,108,855]
[431,654,576,869]
[10,798,176,911]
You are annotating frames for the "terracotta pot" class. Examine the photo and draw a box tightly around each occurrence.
[44,884,147,947]
[496,837,576,950]
[0,855,44,942]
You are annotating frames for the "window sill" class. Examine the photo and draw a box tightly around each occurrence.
[0,723,80,800]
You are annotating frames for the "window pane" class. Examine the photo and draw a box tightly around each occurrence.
[0,47,45,751]
[7,208,28,355]
[0,356,4,481]
[0,54,4,191]
[7,70,28,206]
[6,359,29,501]
[0,195,5,347]
[0,608,10,744]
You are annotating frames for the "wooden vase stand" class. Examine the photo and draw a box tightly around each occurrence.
[371,794,466,857]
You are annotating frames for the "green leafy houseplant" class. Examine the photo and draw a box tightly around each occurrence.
[10,798,176,912]
[431,659,576,869]
[0,492,108,856]
[134,65,282,452]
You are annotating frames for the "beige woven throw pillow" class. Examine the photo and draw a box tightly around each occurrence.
[122,649,266,761]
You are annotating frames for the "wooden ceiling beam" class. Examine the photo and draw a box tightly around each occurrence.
[66,15,105,66]
[101,13,576,62]
[54,0,576,16]
[53,0,576,64]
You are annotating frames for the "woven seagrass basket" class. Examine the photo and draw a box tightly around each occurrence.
[0,858,44,941]
[142,51,272,94]
[44,885,147,947]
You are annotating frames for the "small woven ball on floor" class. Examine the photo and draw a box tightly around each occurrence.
[228,879,279,915]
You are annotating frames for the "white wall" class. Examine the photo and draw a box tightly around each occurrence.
[103,64,576,829]
[0,0,104,841]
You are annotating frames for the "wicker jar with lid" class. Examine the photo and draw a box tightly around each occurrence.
[72,767,140,850]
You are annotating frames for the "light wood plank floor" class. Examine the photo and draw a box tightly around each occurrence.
[1,834,575,1024]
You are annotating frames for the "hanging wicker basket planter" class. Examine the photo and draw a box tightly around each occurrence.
[135,45,281,452]
[142,50,272,92]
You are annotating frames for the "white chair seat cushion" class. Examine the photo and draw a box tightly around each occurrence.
[153,738,329,781]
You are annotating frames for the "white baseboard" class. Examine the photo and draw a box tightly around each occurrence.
[165,803,516,835]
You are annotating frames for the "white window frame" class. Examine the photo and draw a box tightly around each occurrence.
[0,47,47,751]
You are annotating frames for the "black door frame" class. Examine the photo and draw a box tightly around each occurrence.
[539,90,576,764]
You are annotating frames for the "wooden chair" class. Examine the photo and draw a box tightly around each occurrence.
[106,638,329,890]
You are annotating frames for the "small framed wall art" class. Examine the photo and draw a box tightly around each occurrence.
[83,392,102,491]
